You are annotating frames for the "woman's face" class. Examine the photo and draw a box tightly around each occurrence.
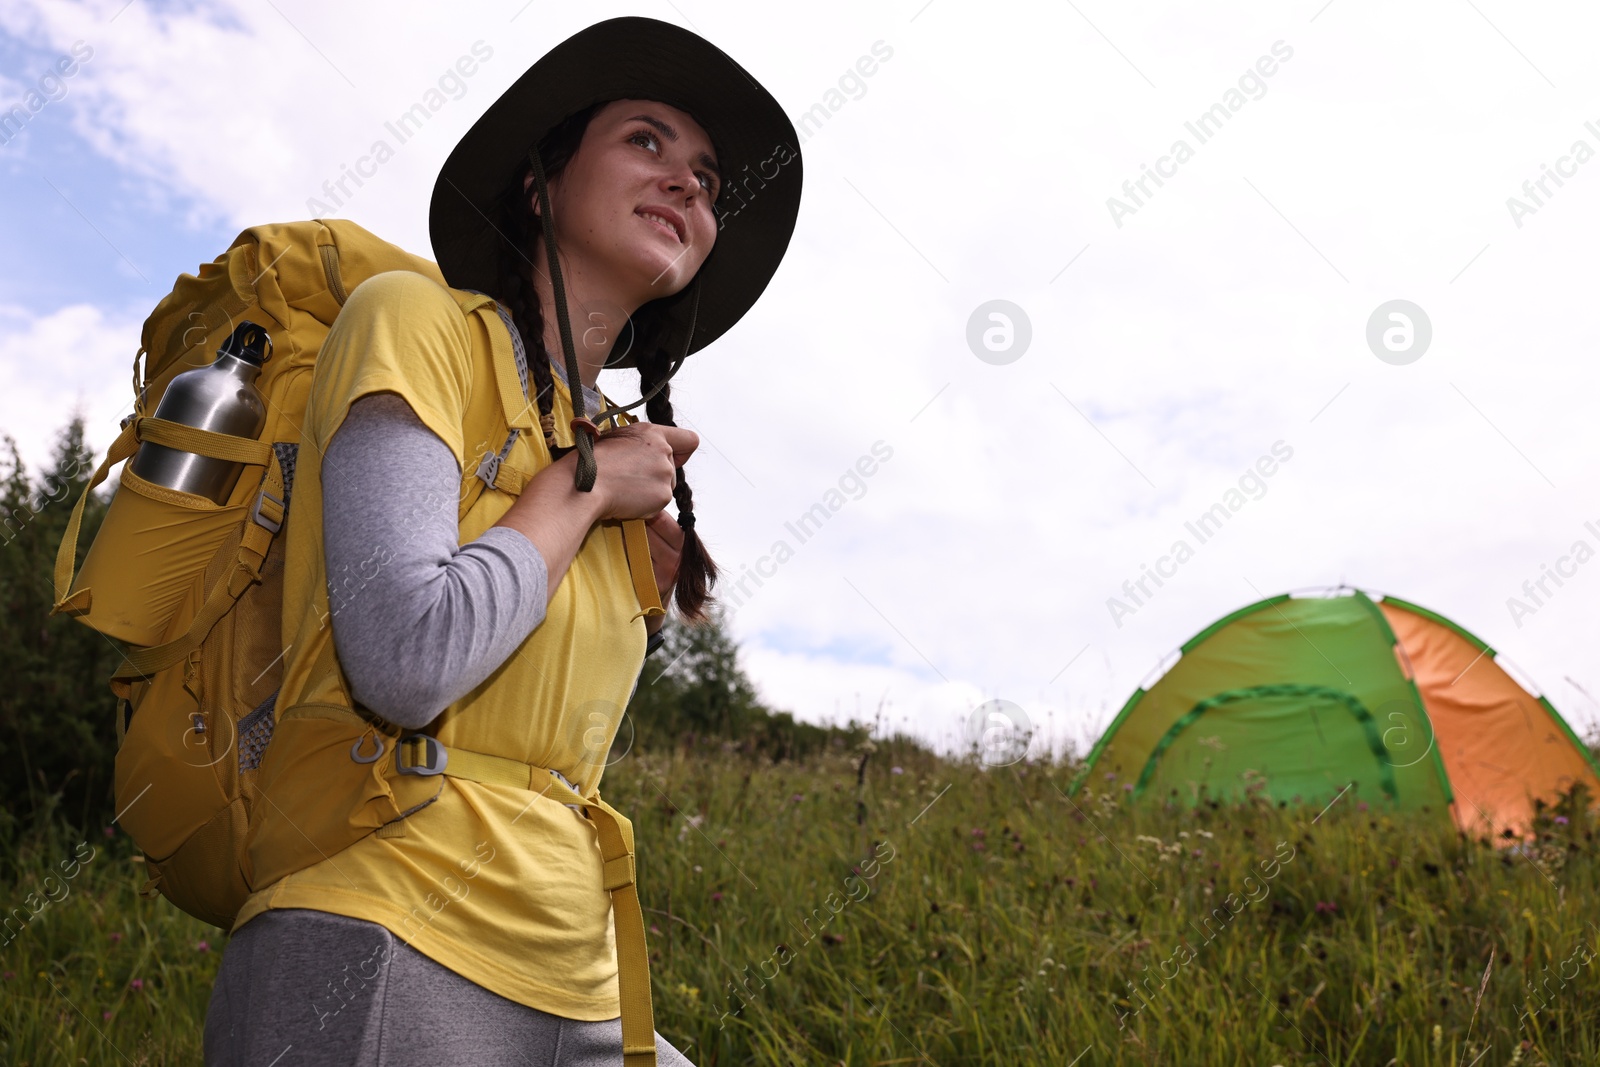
[533,98,721,305]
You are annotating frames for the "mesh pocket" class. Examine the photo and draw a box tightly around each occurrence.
[238,692,277,773]
[273,442,299,509]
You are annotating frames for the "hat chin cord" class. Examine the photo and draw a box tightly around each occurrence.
[527,145,700,493]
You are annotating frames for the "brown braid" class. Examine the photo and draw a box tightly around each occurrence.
[495,244,558,450]
[636,339,718,623]
[488,102,720,623]
[491,105,599,452]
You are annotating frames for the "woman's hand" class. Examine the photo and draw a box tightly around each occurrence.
[643,508,685,602]
[590,422,699,522]
[492,421,697,614]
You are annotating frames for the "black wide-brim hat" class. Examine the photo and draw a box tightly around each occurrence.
[429,16,802,370]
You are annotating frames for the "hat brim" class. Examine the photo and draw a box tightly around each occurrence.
[429,17,803,369]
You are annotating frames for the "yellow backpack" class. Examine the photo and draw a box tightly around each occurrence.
[51,219,446,926]
[53,217,666,1063]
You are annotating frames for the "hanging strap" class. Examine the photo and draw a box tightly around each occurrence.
[389,737,657,1066]
[51,419,140,616]
[622,519,665,624]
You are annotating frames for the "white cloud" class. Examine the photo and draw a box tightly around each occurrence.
[0,301,144,472]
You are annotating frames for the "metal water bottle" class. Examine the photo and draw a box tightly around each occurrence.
[128,321,272,505]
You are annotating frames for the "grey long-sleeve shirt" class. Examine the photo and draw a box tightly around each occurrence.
[320,365,607,730]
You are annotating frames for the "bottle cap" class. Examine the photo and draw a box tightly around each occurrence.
[219,321,273,367]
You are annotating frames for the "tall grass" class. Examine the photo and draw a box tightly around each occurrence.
[3,737,1596,1065]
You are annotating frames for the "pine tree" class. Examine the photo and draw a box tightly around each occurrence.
[0,418,119,841]
[626,603,862,762]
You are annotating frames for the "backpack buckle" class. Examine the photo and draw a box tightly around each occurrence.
[474,450,501,488]
[474,429,519,490]
[395,734,448,776]
[251,488,285,533]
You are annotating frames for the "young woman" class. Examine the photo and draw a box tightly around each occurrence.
[203,18,801,1067]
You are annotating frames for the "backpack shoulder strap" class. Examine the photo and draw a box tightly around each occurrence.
[453,291,535,523]
[448,296,664,623]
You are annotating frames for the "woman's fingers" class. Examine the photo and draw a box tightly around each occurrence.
[590,424,690,520]
[644,510,684,596]
[655,425,699,466]
[601,422,695,465]
[645,509,685,553]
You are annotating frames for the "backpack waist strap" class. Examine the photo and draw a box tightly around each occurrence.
[389,735,658,1066]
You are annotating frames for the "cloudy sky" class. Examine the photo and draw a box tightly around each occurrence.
[3,0,1598,758]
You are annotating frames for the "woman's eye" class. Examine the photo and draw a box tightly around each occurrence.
[633,129,718,197]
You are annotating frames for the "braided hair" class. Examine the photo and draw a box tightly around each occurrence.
[490,103,720,624]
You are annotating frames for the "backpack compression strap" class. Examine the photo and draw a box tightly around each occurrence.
[384,736,658,1066]
[51,417,141,618]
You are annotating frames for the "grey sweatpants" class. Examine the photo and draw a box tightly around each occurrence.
[204,908,697,1066]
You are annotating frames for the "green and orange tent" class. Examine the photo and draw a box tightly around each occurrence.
[1069,588,1600,843]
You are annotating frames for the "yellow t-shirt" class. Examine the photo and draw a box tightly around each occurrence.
[234,269,648,1020]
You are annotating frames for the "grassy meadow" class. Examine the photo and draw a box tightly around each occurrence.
[3,736,1598,1066]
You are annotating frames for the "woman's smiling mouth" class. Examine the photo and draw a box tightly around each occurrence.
[636,207,684,243]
